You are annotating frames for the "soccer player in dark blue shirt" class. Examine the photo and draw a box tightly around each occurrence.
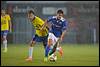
[42,9,68,62]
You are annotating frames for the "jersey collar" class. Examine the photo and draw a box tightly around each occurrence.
[55,16,64,21]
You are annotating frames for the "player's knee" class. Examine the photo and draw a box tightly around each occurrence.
[30,41,35,47]
[48,39,52,46]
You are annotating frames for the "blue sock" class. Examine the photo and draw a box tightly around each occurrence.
[45,45,50,57]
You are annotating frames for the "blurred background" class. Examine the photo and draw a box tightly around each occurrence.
[1,1,99,44]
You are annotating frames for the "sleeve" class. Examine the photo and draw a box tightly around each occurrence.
[47,16,53,23]
[62,20,68,32]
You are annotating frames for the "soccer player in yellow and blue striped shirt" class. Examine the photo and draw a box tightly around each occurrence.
[25,10,49,62]
[1,9,12,53]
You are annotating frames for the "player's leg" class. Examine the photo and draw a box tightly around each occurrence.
[56,42,63,57]
[48,36,59,56]
[49,39,63,57]
[43,41,47,49]
[44,39,53,62]
[26,40,36,61]
[45,39,52,56]
[42,35,48,56]
[44,33,54,62]
[2,30,8,53]
[42,35,49,62]
[48,44,56,60]
[48,41,58,56]
[42,35,48,49]
[26,35,36,62]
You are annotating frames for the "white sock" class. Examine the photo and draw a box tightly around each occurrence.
[29,47,33,58]
[3,40,7,49]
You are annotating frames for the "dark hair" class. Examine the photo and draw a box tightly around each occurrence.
[28,10,35,15]
[57,9,64,14]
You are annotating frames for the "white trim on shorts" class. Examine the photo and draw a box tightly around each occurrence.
[48,33,59,46]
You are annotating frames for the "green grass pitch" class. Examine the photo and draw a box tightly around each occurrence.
[1,43,99,66]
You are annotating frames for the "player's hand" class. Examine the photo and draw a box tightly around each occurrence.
[40,28,43,31]
[40,26,44,31]
[40,27,45,31]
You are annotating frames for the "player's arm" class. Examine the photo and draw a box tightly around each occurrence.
[41,20,48,30]
[41,16,53,30]
[60,30,66,41]
[60,21,68,41]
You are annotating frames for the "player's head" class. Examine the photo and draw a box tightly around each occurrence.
[56,9,64,20]
[1,9,6,16]
[27,10,35,21]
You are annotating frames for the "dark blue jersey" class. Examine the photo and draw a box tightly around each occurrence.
[47,16,68,37]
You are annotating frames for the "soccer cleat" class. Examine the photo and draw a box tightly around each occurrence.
[25,57,32,62]
[58,47,63,57]
[44,57,48,62]
[3,48,7,53]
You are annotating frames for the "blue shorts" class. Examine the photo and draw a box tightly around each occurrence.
[1,30,9,37]
[32,34,48,48]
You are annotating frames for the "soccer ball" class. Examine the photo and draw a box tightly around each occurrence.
[49,54,57,62]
